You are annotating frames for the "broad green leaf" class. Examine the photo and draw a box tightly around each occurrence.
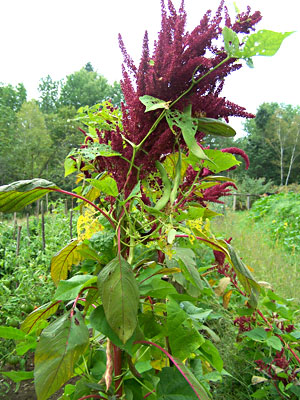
[167,297,205,360]
[202,149,239,173]
[0,370,33,382]
[157,367,201,400]
[51,240,83,286]
[64,157,77,177]
[78,142,121,160]
[0,326,26,340]
[157,366,211,400]
[20,301,60,334]
[197,117,236,137]
[34,311,89,400]
[166,109,210,161]
[88,176,119,197]
[139,275,177,298]
[89,306,135,354]
[199,340,223,373]
[181,302,213,323]
[0,179,59,213]
[266,336,282,351]
[222,27,242,58]
[176,205,205,222]
[173,248,203,290]
[243,327,268,341]
[139,95,169,112]
[225,243,260,308]
[97,256,139,343]
[54,275,95,301]
[243,30,294,58]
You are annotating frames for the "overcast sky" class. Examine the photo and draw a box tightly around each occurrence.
[1,0,299,135]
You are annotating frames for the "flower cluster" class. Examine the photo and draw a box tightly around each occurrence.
[82,0,261,193]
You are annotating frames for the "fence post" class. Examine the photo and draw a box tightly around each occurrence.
[41,200,46,251]
[26,213,30,237]
[13,212,17,240]
[70,210,73,239]
[232,194,237,211]
[246,195,251,210]
[16,226,22,256]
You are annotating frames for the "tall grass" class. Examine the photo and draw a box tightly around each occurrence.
[212,211,299,300]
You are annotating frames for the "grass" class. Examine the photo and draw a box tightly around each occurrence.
[212,210,299,301]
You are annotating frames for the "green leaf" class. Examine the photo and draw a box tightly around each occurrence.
[167,297,205,360]
[243,30,294,58]
[266,336,282,351]
[20,301,60,334]
[197,117,236,137]
[88,176,119,197]
[139,95,169,112]
[157,367,201,400]
[34,311,89,400]
[166,109,210,161]
[97,256,139,343]
[0,326,26,340]
[51,240,83,286]
[0,370,33,383]
[222,27,242,58]
[173,248,203,290]
[64,157,77,177]
[202,149,239,173]
[54,275,95,301]
[199,340,223,373]
[243,327,268,341]
[0,179,59,213]
[225,243,260,308]
[139,275,177,298]
[89,306,135,354]
[77,142,121,160]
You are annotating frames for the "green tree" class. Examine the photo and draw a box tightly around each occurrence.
[14,100,52,179]
[59,67,123,109]
[38,75,60,114]
[243,103,300,185]
[0,83,27,185]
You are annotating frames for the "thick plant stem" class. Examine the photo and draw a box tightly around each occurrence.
[113,344,123,397]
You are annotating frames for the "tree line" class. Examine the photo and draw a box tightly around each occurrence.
[205,102,300,187]
[0,63,123,190]
[1,63,299,190]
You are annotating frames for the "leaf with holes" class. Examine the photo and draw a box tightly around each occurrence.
[34,311,89,400]
[166,109,210,161]
[139,95,170,112]
[51,240,83,286]
[243,30,294,58]
[222,27,242,58]
[97,256,139,343]
[0,179,59,213]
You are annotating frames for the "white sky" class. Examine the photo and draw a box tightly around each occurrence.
[1,0,299,135]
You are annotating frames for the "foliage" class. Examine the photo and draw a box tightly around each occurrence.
[0,2,298,400]
[243,103,300,185]
[250,192,300,253]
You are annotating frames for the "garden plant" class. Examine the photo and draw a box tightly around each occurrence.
[0,1,299,399]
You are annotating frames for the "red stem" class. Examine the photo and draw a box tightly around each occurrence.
[70,286,98,318]
[48,188,115,228]
[113,344,123,398]
[135,340,204,400]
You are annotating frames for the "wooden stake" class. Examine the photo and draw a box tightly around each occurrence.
[26,213,30,237]
[13,212,17,240]
[41,201,46,251]
[16,226,22,256]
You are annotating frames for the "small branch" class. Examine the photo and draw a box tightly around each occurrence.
[48,188,115,228]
